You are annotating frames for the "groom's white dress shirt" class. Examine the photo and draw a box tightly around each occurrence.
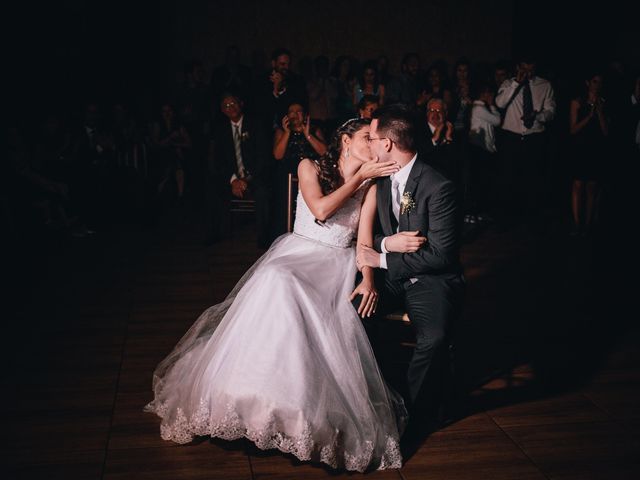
[379,154,417,270]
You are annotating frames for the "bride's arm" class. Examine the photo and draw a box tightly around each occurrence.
[297,159,397,222]
[350,184,378,318]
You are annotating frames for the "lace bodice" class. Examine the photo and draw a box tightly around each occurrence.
[293,186,367,248]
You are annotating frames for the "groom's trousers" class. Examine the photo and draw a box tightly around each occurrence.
[373,272,465,411]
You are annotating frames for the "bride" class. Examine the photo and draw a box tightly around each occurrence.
[145,118,407,472]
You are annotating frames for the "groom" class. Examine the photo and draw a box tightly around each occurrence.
[357,104,464,425]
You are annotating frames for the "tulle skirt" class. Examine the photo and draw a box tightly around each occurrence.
[145,233,407,471]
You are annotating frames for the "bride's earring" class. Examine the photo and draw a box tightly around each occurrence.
[345,149,350,159]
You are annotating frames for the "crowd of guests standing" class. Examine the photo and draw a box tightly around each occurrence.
[5,46,639,249]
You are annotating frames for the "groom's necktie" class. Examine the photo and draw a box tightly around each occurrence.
[522,79,534,129]
[391,177,401,229]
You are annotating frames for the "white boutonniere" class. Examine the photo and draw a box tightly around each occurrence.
[241,131,250,142]
[400,192,416,215]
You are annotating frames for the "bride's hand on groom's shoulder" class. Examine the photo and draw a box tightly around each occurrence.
[386,231,427,253]
[349,280,378,318]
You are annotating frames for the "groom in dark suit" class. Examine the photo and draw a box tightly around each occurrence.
[357,104,465,426]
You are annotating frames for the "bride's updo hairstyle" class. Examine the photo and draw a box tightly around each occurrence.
[316,118,370,195]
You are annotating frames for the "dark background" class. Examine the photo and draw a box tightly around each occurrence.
[8,0,639,119]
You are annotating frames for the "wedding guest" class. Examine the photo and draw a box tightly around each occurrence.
[493,60,511,91]
[387,52,422,106]
[495,55,555,226]
[451,58,473,135]
[176,59,211,204]
[260,48,307,129]
[32,113,74,228]
[423,98,461,186]
[9,124,72,231]
[568,70,609,235]
[377,55,391,85]
[331,55,357,121]
[150,102,192,201]
[358,95,380,120]
[70,102,115,228]
[418,65,453,112]
[468,83,502,220]
[211,45,253,116]
[273,102,327,173]
[306,55,338,139]
[272,102,327,235]
[353,60,385,108]
[207,93,272,247]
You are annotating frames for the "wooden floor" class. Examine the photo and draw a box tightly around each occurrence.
[6,208,640,479]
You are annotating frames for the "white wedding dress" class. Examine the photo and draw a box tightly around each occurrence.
[145,186,407,472]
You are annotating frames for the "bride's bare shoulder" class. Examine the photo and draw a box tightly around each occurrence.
[297,158,321,178]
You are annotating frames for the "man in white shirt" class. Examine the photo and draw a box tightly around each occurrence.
[468,84,502,217]
[495,56,555,224]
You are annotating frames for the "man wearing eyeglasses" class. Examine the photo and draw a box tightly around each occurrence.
[422,98,462,185]
[357,104,465,436]
[206,93,272,248]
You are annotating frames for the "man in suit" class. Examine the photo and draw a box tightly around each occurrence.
[356,104,465,427]
[260,47,308,129]
[207,93,272,248]
[421,98,463,185]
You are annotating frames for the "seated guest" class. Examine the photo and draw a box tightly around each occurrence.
[272,102,327,235]
[207,93,272,248]
[273,102,327,173]
[358,94,379,119]
[422,98,462,185]
[150,102,192,200]
[70,102,116,227]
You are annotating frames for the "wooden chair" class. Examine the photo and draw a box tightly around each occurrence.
[229,193,256,232]
[286,173,299,233]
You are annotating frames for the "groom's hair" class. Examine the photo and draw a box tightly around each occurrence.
[371,104,418,153]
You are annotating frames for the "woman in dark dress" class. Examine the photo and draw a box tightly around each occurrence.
[272,102,327,234]
[569,71,609,235]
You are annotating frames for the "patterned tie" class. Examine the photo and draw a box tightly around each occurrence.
[233,124,245,178]
[522,79,534,129]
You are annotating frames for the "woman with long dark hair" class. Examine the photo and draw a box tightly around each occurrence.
[353,60,385,108]
[145,119,409,472]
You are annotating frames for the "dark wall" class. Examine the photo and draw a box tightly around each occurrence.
[170,0,514,73]
[8,0,639,120]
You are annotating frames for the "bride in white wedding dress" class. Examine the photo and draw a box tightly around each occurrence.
[145,118,407,471]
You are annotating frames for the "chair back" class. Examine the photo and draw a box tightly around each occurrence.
[286,173,299,233]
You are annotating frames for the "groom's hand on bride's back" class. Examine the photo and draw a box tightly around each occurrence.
[385,231,427,253]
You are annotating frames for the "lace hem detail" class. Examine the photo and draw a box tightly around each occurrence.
[144,400,402,472]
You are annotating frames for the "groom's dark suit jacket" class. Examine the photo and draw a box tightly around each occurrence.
[374,156,462,283]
